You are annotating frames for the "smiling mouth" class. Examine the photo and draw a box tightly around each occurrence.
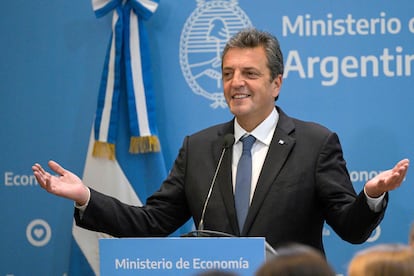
[232,94,251,99]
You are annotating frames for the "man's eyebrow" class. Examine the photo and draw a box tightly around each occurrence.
[243,67,259,71]
[222,66,259,70]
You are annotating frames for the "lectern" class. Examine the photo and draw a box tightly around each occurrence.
[100,236,268,276]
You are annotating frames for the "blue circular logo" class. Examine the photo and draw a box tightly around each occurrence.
[26,219,52,247]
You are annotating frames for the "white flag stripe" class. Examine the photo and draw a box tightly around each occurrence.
[73,127,143,275]
[130,12,151,136]
[139,0,159,13]
[91,0,108,11]
[98,12,118,141]
[72,225,110,275]
[92,0,158,14]
[83,129,142,205]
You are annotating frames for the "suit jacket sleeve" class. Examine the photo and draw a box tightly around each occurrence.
[316,131,387,243]
[74,137,194,237]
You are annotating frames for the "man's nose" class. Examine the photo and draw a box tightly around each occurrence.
[231,71,246,87]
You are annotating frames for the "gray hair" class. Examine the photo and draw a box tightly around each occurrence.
[221,28,284,80]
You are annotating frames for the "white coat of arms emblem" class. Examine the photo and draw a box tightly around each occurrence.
[179,0,252,108]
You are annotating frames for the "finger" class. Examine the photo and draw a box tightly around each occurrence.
[33,170,42,182]
[32,163,44,178]
[386,160,409,184]
[396,168,408,185]
[33,170,47,187]
[395,159,410,171]
[33,163,55,192]
[32,163,42,173]
[400,158,410,165]
[392,163,409,181]
[38,164,47,175]
[386,171,404,189]
[43,171,53,190]
[48,160,66,176]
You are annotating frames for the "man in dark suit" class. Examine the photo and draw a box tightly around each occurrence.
[32,28,409,254]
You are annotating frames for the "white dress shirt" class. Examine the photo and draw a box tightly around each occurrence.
[231,107,385,211]
[232,108,278,204]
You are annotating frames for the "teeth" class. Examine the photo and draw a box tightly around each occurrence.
[233,94,249,99]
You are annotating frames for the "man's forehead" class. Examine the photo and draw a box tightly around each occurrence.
[223,47,266,64]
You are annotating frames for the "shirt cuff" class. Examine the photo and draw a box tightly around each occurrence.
[364,187,386,212]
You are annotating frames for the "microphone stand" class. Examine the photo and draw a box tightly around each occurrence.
[182,134,276,259]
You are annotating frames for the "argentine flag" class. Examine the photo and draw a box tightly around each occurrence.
[68,0,168,274]
[69,103,167,275]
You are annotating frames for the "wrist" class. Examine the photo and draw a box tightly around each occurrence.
[364,186,384,198]
[75,186,90,206]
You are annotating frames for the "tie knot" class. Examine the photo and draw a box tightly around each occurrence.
[241,135,256,152]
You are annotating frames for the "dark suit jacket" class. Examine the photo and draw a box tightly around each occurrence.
[75,106,386,253]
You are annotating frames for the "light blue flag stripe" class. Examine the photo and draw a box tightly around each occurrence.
[92,0,160,158]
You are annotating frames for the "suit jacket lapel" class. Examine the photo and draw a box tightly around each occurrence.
[243,108,296,234]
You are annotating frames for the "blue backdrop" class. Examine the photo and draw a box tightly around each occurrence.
[1,0,413,275]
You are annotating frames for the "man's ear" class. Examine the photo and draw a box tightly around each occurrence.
[274,74,283,88]
[272,74,283,97]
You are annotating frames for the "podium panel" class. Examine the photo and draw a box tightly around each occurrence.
[100,237,266,276]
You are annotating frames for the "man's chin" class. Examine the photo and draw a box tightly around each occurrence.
[229,105,251,117]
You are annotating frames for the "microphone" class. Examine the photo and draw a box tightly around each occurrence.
[198,133,235,231]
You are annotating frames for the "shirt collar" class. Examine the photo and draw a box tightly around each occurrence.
[234,107,279,146]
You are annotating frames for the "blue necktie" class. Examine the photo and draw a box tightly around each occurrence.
[235,135,256,231]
